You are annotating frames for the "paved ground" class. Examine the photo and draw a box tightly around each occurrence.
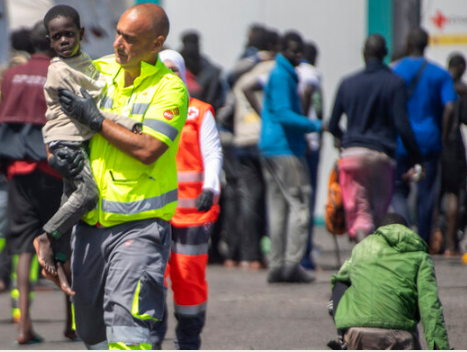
[0,227,466,350]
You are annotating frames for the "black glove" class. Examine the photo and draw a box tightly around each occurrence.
[196,190,214,212]
[58,87,105,132]
[49,148,84,178]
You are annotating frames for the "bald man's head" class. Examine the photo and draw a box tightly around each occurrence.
[114,3,170,73]
[363,34,387,62]
[127,3,170,40]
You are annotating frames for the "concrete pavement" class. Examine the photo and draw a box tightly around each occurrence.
[0,227,466,350]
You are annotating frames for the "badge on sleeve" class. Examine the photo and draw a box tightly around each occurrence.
[163,110,174,120]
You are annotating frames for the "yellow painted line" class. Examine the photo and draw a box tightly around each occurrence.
[430,34,467,45]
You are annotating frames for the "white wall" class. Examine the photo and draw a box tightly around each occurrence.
[421,0,467,67]
[2,0,368,218]
[4,0,467,219]
[164,0,367,218]
[7,0,51,30]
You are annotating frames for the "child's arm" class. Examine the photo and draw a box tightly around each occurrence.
[44,63,83,123]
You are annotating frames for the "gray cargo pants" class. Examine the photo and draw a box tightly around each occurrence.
[261,156,311,271]
[71,218,171,349]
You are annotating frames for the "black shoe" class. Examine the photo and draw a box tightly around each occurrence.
[295,268,316,283]
[282,265,315,283]
[267,268,284,283]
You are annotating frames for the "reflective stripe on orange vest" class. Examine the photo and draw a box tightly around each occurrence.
[176,198,198,209]
[171,239,209,255]
[177,171,204,183]
[174,302,207,315]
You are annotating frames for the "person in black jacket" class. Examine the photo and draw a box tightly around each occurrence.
[328,34,423,243]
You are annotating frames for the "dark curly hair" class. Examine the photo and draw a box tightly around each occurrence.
[375,213,409,229]
[43,5,81,33]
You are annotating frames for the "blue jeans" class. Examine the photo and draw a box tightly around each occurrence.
[391,156,441,242]
[301,149,320,269]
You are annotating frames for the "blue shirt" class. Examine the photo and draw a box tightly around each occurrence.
[259,53,321,157]
[393,57,458,158]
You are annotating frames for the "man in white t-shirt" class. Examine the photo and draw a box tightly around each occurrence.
[295,42,323,271]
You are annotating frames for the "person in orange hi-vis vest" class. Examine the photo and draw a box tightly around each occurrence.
[155,49,223,350]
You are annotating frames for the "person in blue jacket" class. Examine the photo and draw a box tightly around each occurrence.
[259,31,322,283]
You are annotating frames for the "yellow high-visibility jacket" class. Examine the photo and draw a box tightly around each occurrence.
[82,55,188,227]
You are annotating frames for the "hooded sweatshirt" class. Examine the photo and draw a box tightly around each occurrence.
[332,224,449,350]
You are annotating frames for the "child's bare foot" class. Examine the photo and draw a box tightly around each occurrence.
[33,234,56,276]
[41,265,75,296]
[56,262,75,296]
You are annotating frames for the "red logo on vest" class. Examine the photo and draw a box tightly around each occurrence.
[163,110,174,120]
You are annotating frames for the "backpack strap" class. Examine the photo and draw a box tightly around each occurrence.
[407,60,427,99]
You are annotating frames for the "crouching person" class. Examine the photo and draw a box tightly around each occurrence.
[330,213,450,350]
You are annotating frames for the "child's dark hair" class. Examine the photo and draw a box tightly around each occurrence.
[43,5,81,33]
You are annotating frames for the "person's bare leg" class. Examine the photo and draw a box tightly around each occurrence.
[33,234,56,276]
[429,228,444,255]
[16,253,42,344]
[445,193,460,256]
[61,260,77,339]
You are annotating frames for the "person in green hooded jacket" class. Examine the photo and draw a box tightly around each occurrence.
[331,212,449,350]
